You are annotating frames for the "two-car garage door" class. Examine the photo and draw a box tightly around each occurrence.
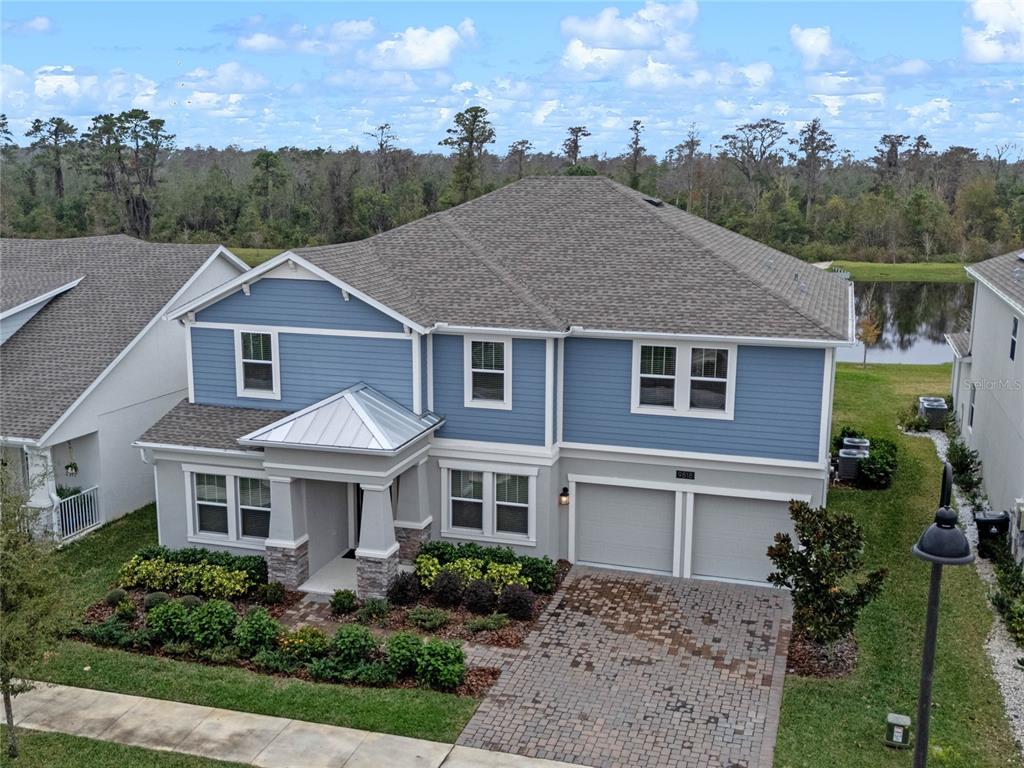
[573,482,794,583]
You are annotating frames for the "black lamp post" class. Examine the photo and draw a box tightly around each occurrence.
[910,467,973,768]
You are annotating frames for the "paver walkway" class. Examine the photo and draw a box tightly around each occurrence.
[12,682,587,768]
[459,568,792,768]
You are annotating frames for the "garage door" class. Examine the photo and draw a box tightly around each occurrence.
[575,484,675,574]
[692,495,792,583]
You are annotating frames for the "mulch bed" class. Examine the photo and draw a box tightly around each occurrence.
[786,632,859,678]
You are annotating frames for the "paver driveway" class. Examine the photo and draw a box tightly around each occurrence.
[459,567,792,768]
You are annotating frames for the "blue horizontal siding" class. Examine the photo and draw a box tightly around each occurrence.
[191,327,413,410]
[433,335,546,446]
[196,278,404,332]
[562,339,824,461]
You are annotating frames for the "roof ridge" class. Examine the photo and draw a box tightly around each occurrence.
[599,178,845,340]
[439,213,566,330]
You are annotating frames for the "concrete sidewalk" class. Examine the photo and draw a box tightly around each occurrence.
[13,683,586,768]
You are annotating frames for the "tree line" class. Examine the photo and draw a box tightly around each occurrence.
[1,107,1021,263]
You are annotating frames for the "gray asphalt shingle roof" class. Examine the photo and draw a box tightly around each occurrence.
[968,249,1024,312]
[945,330,971,358]
[294,176,852,341]
[1,235,222,440]
[138,401,290,452]
[1,271,82,313]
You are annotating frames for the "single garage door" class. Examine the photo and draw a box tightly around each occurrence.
[575,484,675,574]
[692,494,793,583]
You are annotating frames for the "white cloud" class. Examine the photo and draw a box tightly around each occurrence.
[3,16,53,34]
[561,1,696,49]
[237,32,286,52]
[905,97,951,122]
[0,64,31,109]
[887,58,930,76]
[183,62,267,92]
[294,19,376,54]
[451,80,474,93]
[26,65,158,110]
[561,39,627,74]
[962,0,1024,62]
[811,94,845,116]
[738,61,774,89]
[714,99,738,117]
[790,25,832,69]
[531,99,560,125]
[626,57,683,89]
[369,21,473,70]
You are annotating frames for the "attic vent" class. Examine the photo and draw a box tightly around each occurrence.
[643,197,664,207]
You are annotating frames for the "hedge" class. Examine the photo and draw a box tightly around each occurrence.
[119,555,251,599]
[135,545,268,585]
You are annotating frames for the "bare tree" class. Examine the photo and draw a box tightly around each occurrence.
[562,126,591,166]
[789,118,836,221]
[365,123,397,193]
[626,119,646,189]
[505,139,533,180]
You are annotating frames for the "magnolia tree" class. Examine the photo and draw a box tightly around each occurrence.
[0,462,64,758]
[767,500,887,648]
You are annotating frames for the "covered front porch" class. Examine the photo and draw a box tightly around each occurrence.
[241,384,442,598]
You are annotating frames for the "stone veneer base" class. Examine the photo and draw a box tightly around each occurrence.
[356,552,399,599]
[266,541,310,589]
[395,526,431,564]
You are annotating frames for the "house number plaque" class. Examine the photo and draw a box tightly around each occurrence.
[675,470,695,480]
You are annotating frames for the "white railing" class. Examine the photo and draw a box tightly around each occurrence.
[56,486,100,542]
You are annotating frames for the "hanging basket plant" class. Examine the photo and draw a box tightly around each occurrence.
[64,461,79,477]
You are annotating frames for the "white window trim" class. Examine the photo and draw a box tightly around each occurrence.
[182,464,269,550]
[234,327,281,400]
[463,335,512,411]
[630,340,736,420]
[439,459,537,545]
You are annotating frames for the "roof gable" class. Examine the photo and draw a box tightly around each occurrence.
[966,249,1024,314]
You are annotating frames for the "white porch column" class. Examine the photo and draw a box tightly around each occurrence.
[24,446,59,534]
[265,477,309,589]
[355,482,399,598]
[393,459,432,564]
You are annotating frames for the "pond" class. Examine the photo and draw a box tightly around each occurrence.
[835,281,973,365]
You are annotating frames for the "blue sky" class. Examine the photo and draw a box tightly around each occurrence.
[2,1,1022,157]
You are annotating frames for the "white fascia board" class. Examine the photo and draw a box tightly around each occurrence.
[965,267,1024,316]
[38,247,247,447]
[132,440,259,459]
[566,327,854,348]
[0,435,39,447]
[167,251,429,334]
[431,324,565,339]
[0,277,84,321]
[846,280,857,343]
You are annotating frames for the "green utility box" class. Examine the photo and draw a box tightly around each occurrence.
[885,713,911,748]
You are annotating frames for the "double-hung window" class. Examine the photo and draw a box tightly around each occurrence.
[1012,316,1019,362]
[187,468,271,547]
[464,337,511,409]
[632,341,735,419]
[235,329,280,399]
[442,462,537,543]
[968,383,976,429]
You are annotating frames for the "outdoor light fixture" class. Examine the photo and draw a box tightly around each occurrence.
[558,487,570,506]
[910,470,973,768]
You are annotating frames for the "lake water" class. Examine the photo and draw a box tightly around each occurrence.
[835,281,973,365]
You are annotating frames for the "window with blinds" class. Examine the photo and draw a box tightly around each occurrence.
[450,469,484,530]
[470,340,506,401]
[689,347,729,411]
[240,332,274,391]
[238,477,271,539]
[195,473,228,534]
[639,344,676,407]
[495,473,529,535]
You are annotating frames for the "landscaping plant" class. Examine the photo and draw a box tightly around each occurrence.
[408,606,451,631]
[233,607,281,658]
[385,631,423,677]
[466,614,509,633]
[331,624,378,667]
[355,598,389,626]
[187,599,238,649]
[143,591,170,611]
[278,626,330,663]
[416,639,466,690]
[856,438,898,489]
[497,584,536,620]
[256,581,286,605]
[145,600,192,644]
[104,588,127,607]
[946,435,983,493]
[519,556,557,594]
[767,500,887,656]
[386,572,421,606]
[463,579,497,614]
[118,555,251,599]
[483,562,529,592]
[329,589,357,615]
[431,570,464,607]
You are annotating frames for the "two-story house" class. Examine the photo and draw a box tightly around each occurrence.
[137,177,854,596]
[947,250,1024,563]
[0,235,247,540]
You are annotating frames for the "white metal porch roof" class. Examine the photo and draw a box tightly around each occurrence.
[237,384,442,454]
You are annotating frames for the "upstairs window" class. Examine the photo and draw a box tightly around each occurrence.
[689,348,729,411]
[1012,317,1019,361]
[464,337,512,409]
[235,329,280,399]
[968,382,977,429]
[638,345,677,407]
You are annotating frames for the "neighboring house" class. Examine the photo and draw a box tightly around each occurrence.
[0,235,247,540]
[137,177,854,597]
[947,249,1024,563]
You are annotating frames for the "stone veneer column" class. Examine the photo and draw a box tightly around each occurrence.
[393,458,433,564]
[355,482,399,599]
[265,476,309,589]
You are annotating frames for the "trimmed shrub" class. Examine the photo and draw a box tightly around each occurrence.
[178,595,203,610]
[233,607,281,658]
[386,572,421,606]
[831,425,866,454]
[898,401,929,433]
[466,614,509,633]
[857,438,898,490]
[416,639,465,690]
[352,661,397,687]
[161,641,192,656]
[146,600,192,643]
[432,570,464,607]
[83,617,133,647]
[307,656,351,683]
[519,556,556,594]
[252,648,300,674]
[463,579,497,614]
[483,562,529,593]
[187,599,238,649]
[385,631,423,677]
[355,598,389,626]
[329,589,357,616]
[497,584,536,620]
[278,626,329,662]
[414,555,442,588]
[947,437,983,493]
[256,582,286,606]
[331,624,378,667]
[118,556,250,599]
[418,540,457,565]
[104,588,127,607]
[442,558,484,587]
[143,592,171,612]
[114,598,137,622]
[134,546,268,585]
[200,645,240,665]
[408,606,450,631]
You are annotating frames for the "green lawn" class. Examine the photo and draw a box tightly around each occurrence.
[829,260,971,283]
[35,505,478,743]
[0,727,245,768]
[775,363,1020,768]
[229,247,284,267]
